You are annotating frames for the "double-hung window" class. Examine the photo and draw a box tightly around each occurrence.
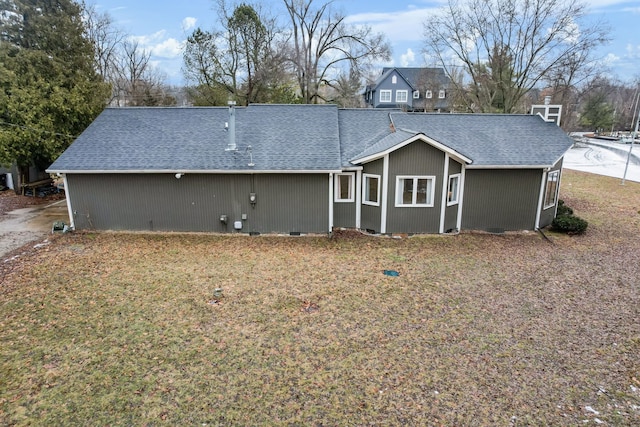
[363,174,380,206]
[380,90,392,103]
[395,176,435,207]
[334,173,354,202]
[447,174,460,205]
[396,90,408,103]
[544,170,559,209]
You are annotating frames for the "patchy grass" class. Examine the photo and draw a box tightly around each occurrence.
[1,170,639,425]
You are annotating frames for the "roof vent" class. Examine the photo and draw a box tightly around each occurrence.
[225,101,237,151]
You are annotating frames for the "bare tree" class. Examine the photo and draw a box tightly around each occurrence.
[283,0,391,104]
[423,0,610,113]
[183,1,290,105]
[84,4,124,85]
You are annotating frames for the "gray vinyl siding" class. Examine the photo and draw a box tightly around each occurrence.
[333,200,356,228]
[386,142,445,233]
[443,158,462,232]
[66,173,328,233]
[360,159,383,233]
[461,169,542,231]
[538,158,564,228]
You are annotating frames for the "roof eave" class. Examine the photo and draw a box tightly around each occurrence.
[46,168,343,175]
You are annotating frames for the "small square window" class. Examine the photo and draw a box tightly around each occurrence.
[335,173,354,202]
[413,90,419,99]
[363,174,380,206]
[447,174,460,206]
[380,90,392,103]
[426,90,432,99]
[438,90,445,99]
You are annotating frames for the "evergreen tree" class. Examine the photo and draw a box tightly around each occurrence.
[0,0,110,186]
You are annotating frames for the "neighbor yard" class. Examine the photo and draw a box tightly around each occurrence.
[1,170,639,425]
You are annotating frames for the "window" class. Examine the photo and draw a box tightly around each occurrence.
[391,75,397,84]
[426,90,432,99]
[447,174,460,206]
[544,170,559,209]
[395,176,435,207]
[334,173,354,202]
[363,174,380,206]
[438,89,446,99]
[396,90,408,103]
[413,90,420,99]
[380,90,392,103]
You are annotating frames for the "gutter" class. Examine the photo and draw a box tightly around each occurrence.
[45,169,345,175]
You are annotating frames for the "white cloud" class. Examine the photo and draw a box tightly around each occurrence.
[400,48,416,66]
[626,43,640,58]
[602,52,620,65]
[182,17,197,31]
[131,30,166,46]
[151,38,184,58]
[345,8,436,43]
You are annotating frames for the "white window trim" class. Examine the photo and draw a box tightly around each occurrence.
[391,75,397,84]
[438,89,446,99]
[395,175,436,207]
[413,90,420,99]
[447,174,461,206]
[334,172,355,203]
[363,173,381,206]
[543,170,560,209]
[396,90,408,103]
[380,90,392,103]
[426,90,432,99]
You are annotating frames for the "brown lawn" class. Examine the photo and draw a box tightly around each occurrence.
[0,170,639,426]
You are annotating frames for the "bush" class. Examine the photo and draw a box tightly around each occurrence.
[551,201,588,234]
[556,199,573,216]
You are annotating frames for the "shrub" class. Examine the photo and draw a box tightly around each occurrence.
[552,213,588,234]
[556,199,573,216]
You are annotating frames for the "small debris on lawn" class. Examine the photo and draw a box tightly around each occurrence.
[584,406,599,415]
[300,300,318,313]
[208,299,220,306]
[383,269,399,276]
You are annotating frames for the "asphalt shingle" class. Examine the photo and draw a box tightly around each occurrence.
[47,106,574,174]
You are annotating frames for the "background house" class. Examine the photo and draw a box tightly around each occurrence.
[47,105,573,235]
[364,68,451,112]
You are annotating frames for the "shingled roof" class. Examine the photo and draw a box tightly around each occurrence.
[388,113,573,167]
[47,104,342,173]
[48,105,573,174]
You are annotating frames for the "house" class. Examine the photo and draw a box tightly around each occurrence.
[47,104,573,235]
[364,67,451,112]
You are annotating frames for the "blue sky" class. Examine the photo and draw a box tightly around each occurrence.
[89,0,639,85]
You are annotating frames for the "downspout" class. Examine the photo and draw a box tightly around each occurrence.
[534,168,548,230]
[456,165,466,231]
[439,153,450,233]
[328,173,334,233]
[355,170,362,229]
[380,154,389,234]
[62,174,75,230]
